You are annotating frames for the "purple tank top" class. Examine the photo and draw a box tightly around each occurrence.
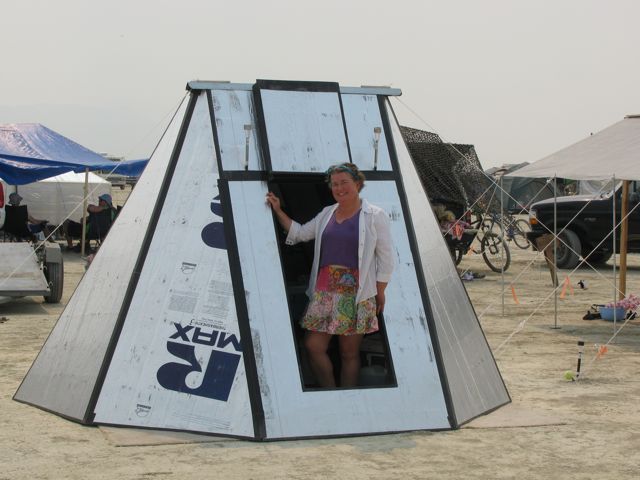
[320,210,360,269]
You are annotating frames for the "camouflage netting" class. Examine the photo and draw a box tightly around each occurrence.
[400,126,500,213]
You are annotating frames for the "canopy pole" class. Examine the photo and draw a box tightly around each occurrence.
[612,175,618,332]
[81,168,89,257]
[619,180,629,300]
[552,175,559,329]
[500,175,505,317]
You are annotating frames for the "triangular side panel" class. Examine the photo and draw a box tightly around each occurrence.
[93,93,254,438]
[14,97,190,421]
[385,99,510,425]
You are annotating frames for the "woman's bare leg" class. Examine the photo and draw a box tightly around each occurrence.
[304,331,335,387]
[338,334,364,387]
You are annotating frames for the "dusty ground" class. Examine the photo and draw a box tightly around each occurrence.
[1,232,639,479]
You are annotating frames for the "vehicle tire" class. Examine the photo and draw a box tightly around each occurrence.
[481,232,511,273]
[44,258,64,304]
[512,219,532,250]
[585,249,613,265]
[556,229,581,269]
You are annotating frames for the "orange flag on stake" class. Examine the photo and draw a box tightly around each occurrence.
[596,345,608,359]
[510,285,520,304]
[559,277,570,299]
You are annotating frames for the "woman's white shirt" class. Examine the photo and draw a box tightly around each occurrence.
[285,199,394,303]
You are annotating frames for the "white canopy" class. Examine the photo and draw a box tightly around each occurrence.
[507,115,640,181]
[17,171,111,224]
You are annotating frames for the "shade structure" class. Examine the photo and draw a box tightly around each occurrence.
[0,123,148,184]
[506,114,640,305]
[506,115,640,181]
[10,172,111,224]
[14,80,509,440]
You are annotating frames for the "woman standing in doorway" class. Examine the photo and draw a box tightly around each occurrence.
[266,163,394,388]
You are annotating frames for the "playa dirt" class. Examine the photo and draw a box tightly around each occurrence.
[1,230,639,479]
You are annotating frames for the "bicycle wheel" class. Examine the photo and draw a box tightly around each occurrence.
[481,232,511,272]
[512,218,532,250]
[484,216,503,235]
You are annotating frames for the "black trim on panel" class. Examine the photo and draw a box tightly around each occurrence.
[264,171,396,183]
[206,89,225,175]
[218,179,267,440]
[336,91,353,163]
[251,84,272,172]
[220,171,267,182]
[255,79,340,93]
[96,421,258,442]
[267,171,323,183]
[84,90,201,424]
[356,171,396,182]
[378,95,458,429]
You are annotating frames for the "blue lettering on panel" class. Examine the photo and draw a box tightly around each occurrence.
[157,323,242,402]
[202,195,226,249]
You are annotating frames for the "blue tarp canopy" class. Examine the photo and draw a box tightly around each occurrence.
[0,123,148,185]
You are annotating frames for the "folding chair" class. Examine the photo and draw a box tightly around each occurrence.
[1,205,33,242]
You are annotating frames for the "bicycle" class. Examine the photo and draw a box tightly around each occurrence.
[445,211,512,273]
[480,213,531,250]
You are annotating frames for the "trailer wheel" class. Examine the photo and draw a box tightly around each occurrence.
[44,258,64,304]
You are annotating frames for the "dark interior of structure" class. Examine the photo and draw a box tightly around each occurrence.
[268,175,396,390]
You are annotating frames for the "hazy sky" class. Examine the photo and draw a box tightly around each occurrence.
[1,0,638,167]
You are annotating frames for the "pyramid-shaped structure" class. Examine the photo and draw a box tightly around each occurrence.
[15,80,509,440]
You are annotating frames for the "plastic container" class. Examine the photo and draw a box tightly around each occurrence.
[599,306,626,322]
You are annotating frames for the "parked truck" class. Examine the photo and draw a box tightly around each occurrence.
[527,182,640,269]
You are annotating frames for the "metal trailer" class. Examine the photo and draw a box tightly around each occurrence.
[0,242,63,304]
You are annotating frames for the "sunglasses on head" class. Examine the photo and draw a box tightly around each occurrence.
[325,163,356,177]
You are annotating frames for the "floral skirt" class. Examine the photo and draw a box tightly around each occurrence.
[301,265,378,336]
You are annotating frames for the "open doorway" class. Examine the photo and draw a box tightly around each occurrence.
[267,175,397,391]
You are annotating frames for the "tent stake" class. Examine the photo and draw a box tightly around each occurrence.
[575,340,585,380]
